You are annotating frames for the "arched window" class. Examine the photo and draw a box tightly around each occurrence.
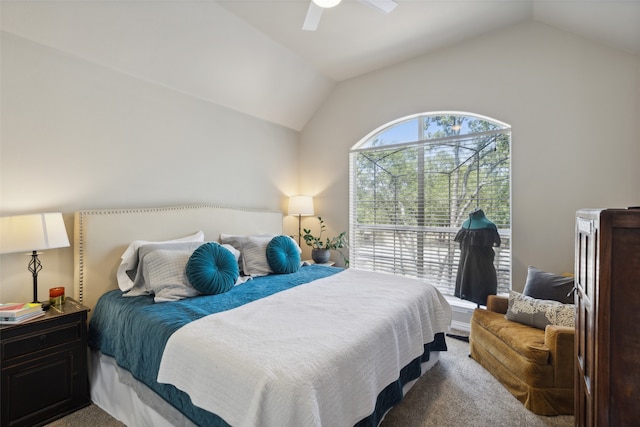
[349,112,511,297]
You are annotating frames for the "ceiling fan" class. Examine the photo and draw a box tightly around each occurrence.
[303,0,398,31]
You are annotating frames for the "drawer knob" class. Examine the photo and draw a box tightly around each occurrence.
[39,334,47,345]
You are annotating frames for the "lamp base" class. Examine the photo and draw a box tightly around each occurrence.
[28,250,42,303]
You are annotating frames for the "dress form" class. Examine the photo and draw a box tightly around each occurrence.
[454,209,501,307]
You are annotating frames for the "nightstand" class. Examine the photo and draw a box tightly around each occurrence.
[0,298,90,427]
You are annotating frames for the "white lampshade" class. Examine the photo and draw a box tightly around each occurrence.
[313,0,342,8]
[288,196,315,216]
[1,213,70,254]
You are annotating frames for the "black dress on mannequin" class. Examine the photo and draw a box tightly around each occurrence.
[454,209,501,306]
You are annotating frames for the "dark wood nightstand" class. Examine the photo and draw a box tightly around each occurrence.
[0,298,90,427]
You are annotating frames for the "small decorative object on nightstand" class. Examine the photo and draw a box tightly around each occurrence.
[0,297,90,427]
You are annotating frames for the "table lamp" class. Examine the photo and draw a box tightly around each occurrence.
[1,213,70,303]
[288,196,314,246]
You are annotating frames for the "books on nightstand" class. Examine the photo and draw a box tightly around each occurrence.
[0,302,45,324]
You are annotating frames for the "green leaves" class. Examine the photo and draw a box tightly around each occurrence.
[302,217,347,250]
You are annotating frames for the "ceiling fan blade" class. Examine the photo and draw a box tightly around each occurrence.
[359,0,398,14]
[302,2,324,31]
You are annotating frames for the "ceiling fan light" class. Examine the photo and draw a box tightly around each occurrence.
[313,0,342,8]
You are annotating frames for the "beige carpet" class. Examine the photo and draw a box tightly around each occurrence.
[380,335,573,426]
[46,336,573,426]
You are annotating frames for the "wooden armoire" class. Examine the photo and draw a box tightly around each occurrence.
[574,208,640,426]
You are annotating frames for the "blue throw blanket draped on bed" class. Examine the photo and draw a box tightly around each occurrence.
[88,265,446,427]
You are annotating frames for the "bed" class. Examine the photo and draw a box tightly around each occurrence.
[74,204,452,427]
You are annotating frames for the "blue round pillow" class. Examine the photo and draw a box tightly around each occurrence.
[186,242,239,295]
[266,235,301,274]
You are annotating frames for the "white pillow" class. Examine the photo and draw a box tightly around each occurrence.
[218,244,249,286]
[242,235,275,277]
[117,231,204,292]
[124,241,203,297]
[220,233,276,275]
[141,248,200,302]
[505,290,575,330]
[220,244,240,263]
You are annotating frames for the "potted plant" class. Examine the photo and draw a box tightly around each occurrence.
[302,217,348,266]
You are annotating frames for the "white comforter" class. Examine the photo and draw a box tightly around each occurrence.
[157,268,452,427]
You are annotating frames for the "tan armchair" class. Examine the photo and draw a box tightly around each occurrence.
[469,295,574,415]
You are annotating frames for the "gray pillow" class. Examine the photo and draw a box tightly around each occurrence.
[505,291,575,330]
[116,231,204,292]
[142,248,200,302]
[242,235,274,277]
[523,266,574,304]
[220,233,277,275]
[124,241,203,298]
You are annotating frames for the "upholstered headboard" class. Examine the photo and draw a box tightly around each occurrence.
[73,205,283,311]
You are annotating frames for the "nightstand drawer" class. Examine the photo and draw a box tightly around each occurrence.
[1,321,81,360]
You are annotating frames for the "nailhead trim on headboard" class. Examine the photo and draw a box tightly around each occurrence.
[73,204,283,309]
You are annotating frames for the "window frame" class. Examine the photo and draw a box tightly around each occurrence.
[349,112,512,298]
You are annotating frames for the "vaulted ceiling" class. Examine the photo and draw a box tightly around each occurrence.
[2,1,639,131]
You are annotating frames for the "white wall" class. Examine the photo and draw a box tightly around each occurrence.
[300,21,640,290]
[0,32,301,302]
[2,21,639,303]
